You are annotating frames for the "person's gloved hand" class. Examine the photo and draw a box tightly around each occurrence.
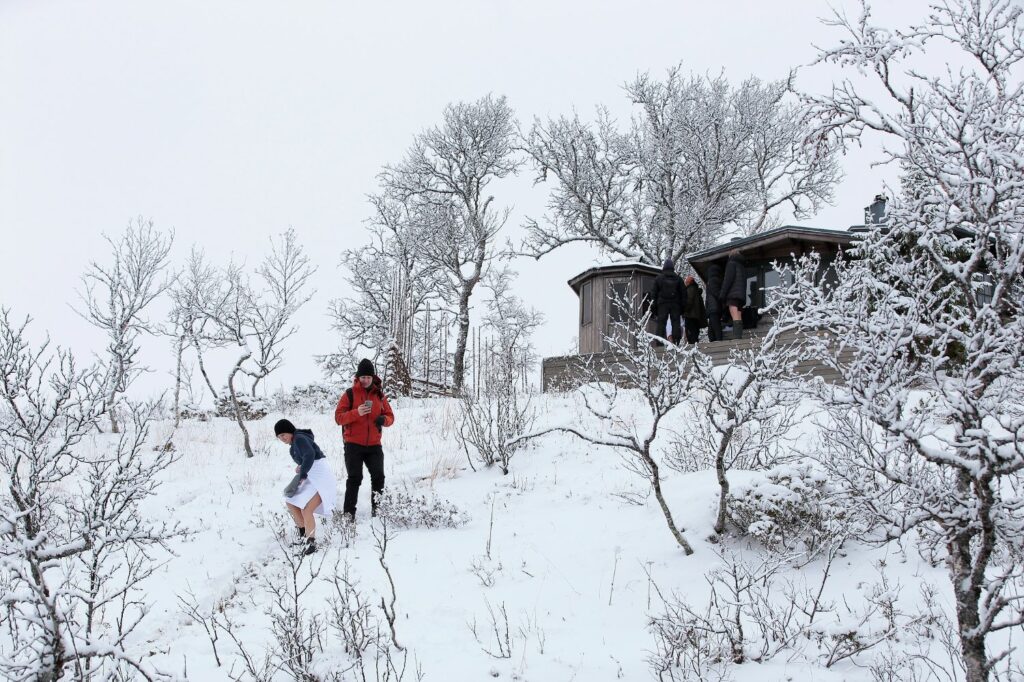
[375,415,386,428]
[283,474,303,497]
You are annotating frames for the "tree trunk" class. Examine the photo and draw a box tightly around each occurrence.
[950,529,987,682]
[107,401,119,434]
[192,335,219,401]
[642,446,694,555]
[948,473,996,682]
[714,442,730,535]
[173,334,185,427]
[452,286,473,392]
[227,358,254,458]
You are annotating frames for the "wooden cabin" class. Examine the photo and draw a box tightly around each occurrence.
[567,259,661,355]
[541,227,864,392]
[686,226,857,311]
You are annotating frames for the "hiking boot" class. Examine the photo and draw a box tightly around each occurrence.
[300,537,317,556]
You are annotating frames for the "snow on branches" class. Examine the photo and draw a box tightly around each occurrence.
[521,65,840,264]
[0,312,180,681]
[772,2,1024,679]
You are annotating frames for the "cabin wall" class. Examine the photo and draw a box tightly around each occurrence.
[577,272,659,354]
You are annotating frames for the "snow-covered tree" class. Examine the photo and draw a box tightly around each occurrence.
[75,217,173,433]
[0,312,179,680]
[774,2,1024,678]
[168,248,228,423]
[379,94,521,392]
[536,290,702,554]
[521,66,840,264]
[323,192,446,392]
[457,269,542,475]
[666,326,803,537]
[196,229,316,457]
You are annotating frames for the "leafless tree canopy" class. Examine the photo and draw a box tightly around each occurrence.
[771,2,1024,679]
[335,94,521,392]
[75,217,174,433]
[185,228,316,457]
[0,312,180,681]
[521,65,841,264]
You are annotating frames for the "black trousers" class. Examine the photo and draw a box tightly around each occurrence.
[684,318,701,344]
[707,315,723,342]
[343,443,385,516]
[656,310,682,343]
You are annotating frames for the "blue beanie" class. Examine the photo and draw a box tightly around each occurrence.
[663,258,674,270]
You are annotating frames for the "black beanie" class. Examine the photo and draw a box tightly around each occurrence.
[356,358,375,377]
[274,419,296,436]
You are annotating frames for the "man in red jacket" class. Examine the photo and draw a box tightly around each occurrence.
[334,358,395,520]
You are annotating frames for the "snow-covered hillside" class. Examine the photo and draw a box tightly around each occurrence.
[123,392,952,681]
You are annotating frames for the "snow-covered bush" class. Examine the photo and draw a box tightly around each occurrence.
[0,313,181,680]
[214,392,269,421]
[178,400,213,421]
[774,2,1024,677]
[376,486,469,529]
[273,382,341,413]
[727,462,845,553]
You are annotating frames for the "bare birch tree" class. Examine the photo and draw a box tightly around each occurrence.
[75,217,173,432]
[772,3,1024,677]
[379,94,521,392]
[323,192,447,390]
[0,312,179,681]
[197,229,316,457]
[168,248,227,424]
[527,291,702,554]
[666,326,803,537]
[521,66,840,264]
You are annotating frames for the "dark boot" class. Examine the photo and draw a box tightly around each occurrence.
[301,537,317,555]
[291,526,306,546]
[733,325,743,340]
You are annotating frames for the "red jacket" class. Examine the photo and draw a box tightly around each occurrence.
[334,377,394,447]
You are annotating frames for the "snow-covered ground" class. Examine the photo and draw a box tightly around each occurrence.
[124,392,952,681]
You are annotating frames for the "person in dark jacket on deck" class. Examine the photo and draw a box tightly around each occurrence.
[334,358,395,520]
[276,419,338,555]
[704,263,724,341]
[682,275,706,344]
[651,258,685,344]
[720,251,746,339]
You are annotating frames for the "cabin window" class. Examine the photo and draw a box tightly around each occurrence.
[581,280,593,325]
[763,268,794,305]
[975,273,994,306]
[608,280,630,325]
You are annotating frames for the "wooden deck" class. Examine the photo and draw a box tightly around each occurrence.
[541,324,844,392]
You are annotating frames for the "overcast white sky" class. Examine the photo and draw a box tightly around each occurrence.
[0,0,939,399]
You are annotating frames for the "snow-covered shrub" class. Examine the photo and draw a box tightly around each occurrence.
[649,549,826,679]
[1,314,181,680]
[178,401,213,421]
[457,381,536,476]
[727,462,844,553]
[376,486,469,529]
[214,392,269,421]
[273,382,341,413]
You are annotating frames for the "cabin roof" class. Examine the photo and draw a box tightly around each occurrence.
[567,259,662,295]
[686,225,857,265]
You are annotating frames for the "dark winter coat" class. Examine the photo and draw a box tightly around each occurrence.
[334,376,395,447]
[290,429,326,479]
[721,255,746,306]
[651,268,685,315]
[683,282,706,321]
[704,264,723,315]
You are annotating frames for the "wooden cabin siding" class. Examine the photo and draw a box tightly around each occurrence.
[543,325,851,392]
[578,271,658,354]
